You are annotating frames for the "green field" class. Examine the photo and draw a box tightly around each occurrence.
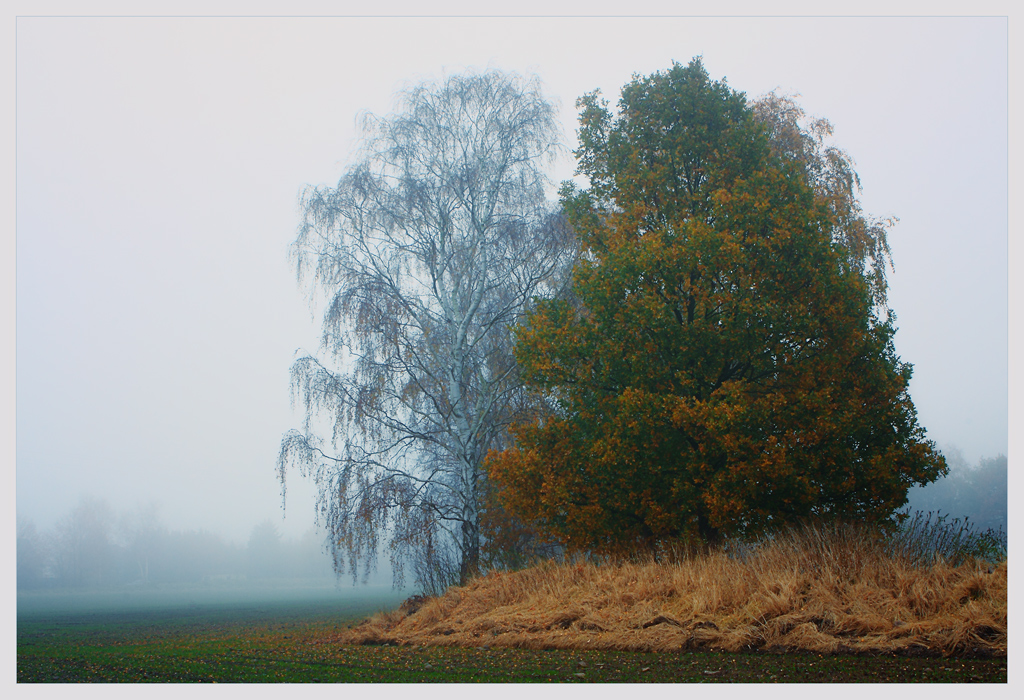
[17,584,1006,683]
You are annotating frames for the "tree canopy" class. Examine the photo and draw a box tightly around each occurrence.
[488,59,946,553]
[279,71,573,590]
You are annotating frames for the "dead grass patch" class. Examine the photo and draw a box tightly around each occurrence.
[340,525,1006,657]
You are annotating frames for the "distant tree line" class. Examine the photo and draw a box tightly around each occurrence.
[904,451,1007,534]
[16,498,337,591]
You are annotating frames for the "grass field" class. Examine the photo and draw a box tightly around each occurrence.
[17,586,1007,683]
[17,522,1009,684]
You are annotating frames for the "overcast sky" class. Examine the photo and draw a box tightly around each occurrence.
[11,9,1010,544]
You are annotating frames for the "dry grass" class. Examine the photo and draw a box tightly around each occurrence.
[341,524,1007,657]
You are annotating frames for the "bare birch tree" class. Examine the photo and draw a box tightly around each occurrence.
[752,92,895,311]
[278,71,573,590]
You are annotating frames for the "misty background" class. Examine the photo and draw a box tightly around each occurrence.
[15,499,387,592]
[13,14,1008,591]
[15,453,1008,592]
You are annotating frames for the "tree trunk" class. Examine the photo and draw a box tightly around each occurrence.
[697,513,721,547]
[459,516,480,586]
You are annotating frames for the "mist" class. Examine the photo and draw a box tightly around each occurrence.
[16,496,401,597]
[13,16,1009,601]
[904,449,1008,534]
[19,439,1008,597]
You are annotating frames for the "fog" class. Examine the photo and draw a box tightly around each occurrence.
[12,14,1010,584]
[16,496,402,595]
[905,449,1008,534]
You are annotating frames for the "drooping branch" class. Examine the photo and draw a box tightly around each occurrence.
[280,70,575,591]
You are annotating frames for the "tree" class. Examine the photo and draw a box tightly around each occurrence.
[279,70,574,590]
[751,91,894,310]
[488,59,946,554]
[153,528,242,584]
[51,496,117,587]
[118,501,166,584]
[906,449,1007,532]
[246,519,284,580]
[17,516,50,589]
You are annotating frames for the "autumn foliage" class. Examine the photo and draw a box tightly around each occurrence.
[487,59,945,553]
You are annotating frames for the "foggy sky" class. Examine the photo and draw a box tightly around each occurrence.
[11,11,1010,544]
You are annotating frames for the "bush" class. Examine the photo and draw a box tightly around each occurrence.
[887,510,1007,566]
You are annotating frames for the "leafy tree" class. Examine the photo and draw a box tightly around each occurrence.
[477,476,560,572]
[279,71,574,590]
[489,59,945,553]
[17,516,50,589]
